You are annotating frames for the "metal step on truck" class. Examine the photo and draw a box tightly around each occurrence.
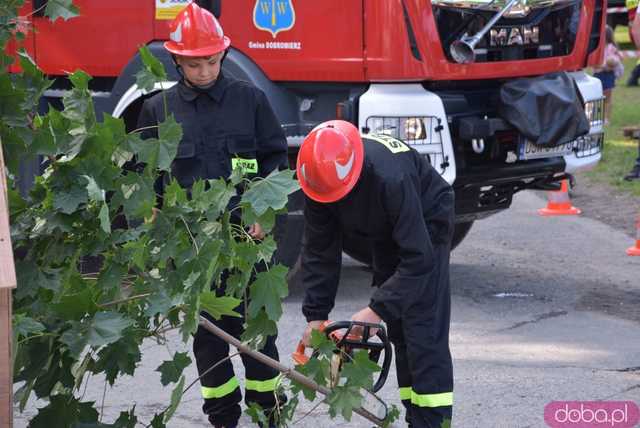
[10,0,606,267]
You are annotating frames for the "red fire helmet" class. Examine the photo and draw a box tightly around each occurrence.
[296,120,364,203]
[164,3,231,58]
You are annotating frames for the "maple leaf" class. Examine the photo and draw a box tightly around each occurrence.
[156,352,192,386]
[247,265,289,322]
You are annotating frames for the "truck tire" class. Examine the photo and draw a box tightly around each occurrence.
[341,221,474,265]
[274,212,304,268]
[343,221,473,265]
[343,236,373,265]
[451,221,474,251]
[287,221,476,288]
[286,231,371,288]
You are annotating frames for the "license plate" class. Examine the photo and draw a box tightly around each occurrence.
[518,139,575,160]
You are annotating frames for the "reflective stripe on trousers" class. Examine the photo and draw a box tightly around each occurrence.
[202,376,240,399]
[245,376,279,393]
[201,375,279,399]
[399,388,453,408]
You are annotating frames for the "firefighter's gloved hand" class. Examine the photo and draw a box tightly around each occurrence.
[350,307,382,337]
[302,320,326,346]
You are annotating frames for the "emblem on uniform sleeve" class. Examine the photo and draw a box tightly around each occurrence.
[369,134,411,154]
[253,0,296,38]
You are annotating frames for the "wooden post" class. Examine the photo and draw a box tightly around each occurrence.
[0,141,17,428]
[0,290,12,428]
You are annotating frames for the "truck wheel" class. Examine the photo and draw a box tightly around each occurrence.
[288,220,476,287]
[275,212,304,268]
[451,221,474,250]
[287,233,373,288]
[342,221,474,265]
[343,236,373,265]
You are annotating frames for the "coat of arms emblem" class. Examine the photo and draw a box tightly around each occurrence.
[253,0,296,38]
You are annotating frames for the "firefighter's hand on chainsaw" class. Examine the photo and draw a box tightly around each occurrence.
[350,307,382,337]
[302,320,326,346]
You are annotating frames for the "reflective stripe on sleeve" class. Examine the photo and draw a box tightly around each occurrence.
[411,391,453,408]
[245,376,279,392]
[399,387,412,401]
[201,376,239,399]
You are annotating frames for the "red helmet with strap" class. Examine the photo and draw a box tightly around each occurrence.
[296,120,364,203]
[164,3,231,57]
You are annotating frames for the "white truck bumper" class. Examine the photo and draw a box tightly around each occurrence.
[357,83,457,185]
[564,71,605,174]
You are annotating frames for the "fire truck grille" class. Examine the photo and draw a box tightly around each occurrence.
[573,98,604,158]
[364,115,450,175]
[433,1,580,63]
[573,132,603,158]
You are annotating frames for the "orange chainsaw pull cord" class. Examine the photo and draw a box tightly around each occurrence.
[292,320,332,365]
[291,320,366,365]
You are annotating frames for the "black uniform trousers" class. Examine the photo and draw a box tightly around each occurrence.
[194,273,283,427]
[387,243,453,428]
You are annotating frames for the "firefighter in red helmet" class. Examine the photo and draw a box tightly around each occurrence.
[297,120,455,428]
[137,4,287,427]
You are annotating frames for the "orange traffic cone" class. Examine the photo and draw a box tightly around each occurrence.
[626,216,640,256]
[538,180,581,216]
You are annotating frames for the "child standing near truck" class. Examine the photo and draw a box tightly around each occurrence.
[626,0,640,86]
[593,26,625,124]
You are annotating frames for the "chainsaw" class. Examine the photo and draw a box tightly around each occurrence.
[292,320,393,420]
[199,316,397,426]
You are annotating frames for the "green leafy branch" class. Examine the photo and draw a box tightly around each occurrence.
[3,3,397,427]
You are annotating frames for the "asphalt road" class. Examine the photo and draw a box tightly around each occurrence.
[14,190,640,427]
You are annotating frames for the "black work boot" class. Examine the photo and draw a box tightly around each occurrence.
[209,415,238,428]
[627,64,640,87]
[624,165,640,181]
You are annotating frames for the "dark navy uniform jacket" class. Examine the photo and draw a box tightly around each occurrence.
[301,135,455,323]
[137,72,288,194]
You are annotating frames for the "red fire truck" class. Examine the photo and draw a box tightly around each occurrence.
[11,0,606,266]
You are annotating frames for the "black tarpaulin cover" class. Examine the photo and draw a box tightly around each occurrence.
[498,72,590,147]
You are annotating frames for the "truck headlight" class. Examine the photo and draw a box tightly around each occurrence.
[584,98,605,128]
[365,115,450,174]
[405,118,427,140]
[365,116,431,142]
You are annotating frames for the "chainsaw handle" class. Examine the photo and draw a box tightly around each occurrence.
[323,321,393,393]
[323,320,384,348]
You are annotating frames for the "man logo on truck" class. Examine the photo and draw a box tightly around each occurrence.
[490,26,540,46]
[253,0,296,38]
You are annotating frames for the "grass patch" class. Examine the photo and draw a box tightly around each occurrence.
[585,57,640,197]
[586,139,640,196]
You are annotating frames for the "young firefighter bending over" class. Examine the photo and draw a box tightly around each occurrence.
[296,120,455,428]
